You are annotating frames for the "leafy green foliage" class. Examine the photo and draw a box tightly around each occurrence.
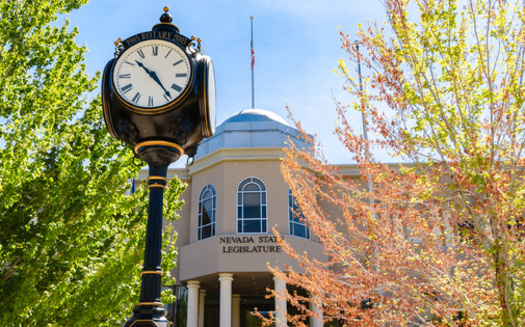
[0,1,184,326]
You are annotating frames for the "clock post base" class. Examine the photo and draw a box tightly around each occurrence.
[123,158,175,327]
[124,304,172,327]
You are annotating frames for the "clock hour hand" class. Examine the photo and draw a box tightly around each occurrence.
[135,60,172,99]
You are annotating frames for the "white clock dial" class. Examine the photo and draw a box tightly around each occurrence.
[203,58,216,136]
[112,39,192,109]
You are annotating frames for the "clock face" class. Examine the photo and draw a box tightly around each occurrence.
[205,59,216,136]
[198,56,216,138]
[112,39,192,109]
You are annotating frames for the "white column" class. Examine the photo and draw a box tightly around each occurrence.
[186,281,200,327]
[219,273,233,327]
[273,276,287,327]
[198,289,206,327]
[310,296,323,327]
[232,294,241,327]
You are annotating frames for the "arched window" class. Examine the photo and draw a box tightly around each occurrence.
[237,177,267,234]
[289,189,310,239]
[198,185,216,241]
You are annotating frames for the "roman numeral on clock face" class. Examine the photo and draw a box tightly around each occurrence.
[137,49,145,59]
[148,96,154,107]
[132,92,141,104]
[152,46,158,56]
[121,83,133,94]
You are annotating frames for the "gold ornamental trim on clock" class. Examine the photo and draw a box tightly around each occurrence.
[112,38,194,114]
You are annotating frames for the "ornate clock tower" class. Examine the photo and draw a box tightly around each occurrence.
[101,7,216,327]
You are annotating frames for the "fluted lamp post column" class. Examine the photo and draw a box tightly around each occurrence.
[125,148,179,327]
[101,7,216,327]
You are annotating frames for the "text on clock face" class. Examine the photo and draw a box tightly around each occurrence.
[113,39,192,109]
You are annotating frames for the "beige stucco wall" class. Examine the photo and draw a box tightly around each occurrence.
[167,147,327,283]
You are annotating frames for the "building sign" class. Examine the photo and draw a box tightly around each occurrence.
[122,30,192,48]
[220,236,282,253]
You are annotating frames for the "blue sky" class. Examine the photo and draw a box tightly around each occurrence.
[67,0,387,165]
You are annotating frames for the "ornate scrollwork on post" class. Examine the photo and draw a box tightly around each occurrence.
[118,120,139,144]
[169,118,193,146]
[114,38,125,57]
[187,36,202,54]
[185,146,198,166]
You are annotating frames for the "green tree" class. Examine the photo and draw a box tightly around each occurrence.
[0,1,182,326]
[271,0,525,326]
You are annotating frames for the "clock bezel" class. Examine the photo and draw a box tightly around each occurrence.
[198,55,216,138]
[110,38,195,115]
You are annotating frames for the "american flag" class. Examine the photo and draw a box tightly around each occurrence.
[251,48,255,70]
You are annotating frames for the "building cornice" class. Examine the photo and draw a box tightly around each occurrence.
[187,147,286,176]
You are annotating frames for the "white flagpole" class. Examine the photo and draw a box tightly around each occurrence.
[355,41,374,206]
[250,16,255,109]
[355,41,369,149]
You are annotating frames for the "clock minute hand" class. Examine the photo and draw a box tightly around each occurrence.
[135,60,172,99]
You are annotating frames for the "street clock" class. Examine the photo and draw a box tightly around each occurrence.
[102,7,216,165]
[100,8,216,327]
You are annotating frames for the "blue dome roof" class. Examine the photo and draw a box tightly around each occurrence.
[221,109,290,126]
[194,108,308,160]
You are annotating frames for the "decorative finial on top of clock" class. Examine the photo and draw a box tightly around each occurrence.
[113,38,124,57]
[153,6,180,33]
[160,6,173,24]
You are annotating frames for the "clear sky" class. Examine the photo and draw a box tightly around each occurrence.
[66,0,387,166]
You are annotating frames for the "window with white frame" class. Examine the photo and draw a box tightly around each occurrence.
[237,177,267,234]
[289,189,310,239]
[198,184,216,241]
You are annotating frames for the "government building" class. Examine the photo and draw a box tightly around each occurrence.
[139,109,345,327]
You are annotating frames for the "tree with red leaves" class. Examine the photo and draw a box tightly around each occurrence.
[268,0,525,326]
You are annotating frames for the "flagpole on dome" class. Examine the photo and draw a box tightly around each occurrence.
[250,16,255,109]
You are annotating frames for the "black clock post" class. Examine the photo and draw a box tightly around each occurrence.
[101,7,216,327]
